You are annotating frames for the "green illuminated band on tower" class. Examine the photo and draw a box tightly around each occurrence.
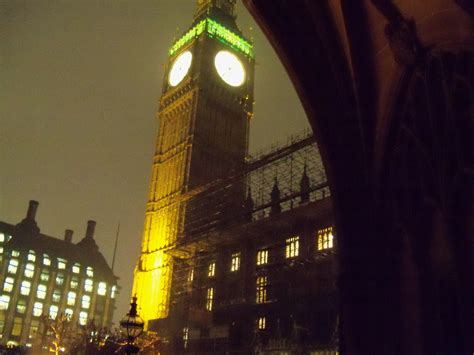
[169,18,253,58]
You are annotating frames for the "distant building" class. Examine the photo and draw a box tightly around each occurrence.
[0,200,118,346]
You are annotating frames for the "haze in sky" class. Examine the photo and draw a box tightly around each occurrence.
[0,0,309,322]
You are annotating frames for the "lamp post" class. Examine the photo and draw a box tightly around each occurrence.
[120,296,144,354]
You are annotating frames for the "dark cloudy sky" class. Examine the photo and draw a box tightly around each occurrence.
[0,0,308,323]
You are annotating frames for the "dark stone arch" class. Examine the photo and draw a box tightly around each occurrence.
[380,47,474,354]
[243,1,473,353]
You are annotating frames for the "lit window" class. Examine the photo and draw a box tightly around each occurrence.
[20,281,31,296]
[67,291,76,306]
[188,269,194,283]
[206,287,214,311]
[0,295,10,310]
[256,276,267,304]
[57,258,66,269]
[84,279,93,292]
[49,305,59,319]
[0,247,3,255]
[285,236,299,259]
[24,263,35,278]
[43,254,51,266]
[97,282,107,296]
[55,272,64,286]
[81,295,90,309]
[256,249,268,266]
[257,316,266,330]
[27,250,36,262]
[183,327,189,349]
[317,227,334,251]
[30,302,42,317]
[230,252,241,272]
[72,263,81,274]
[65,308,73,317]
[16,299,26,314]
[40,270,49,282]
[0,314,5,335]
[52,290,61,303]
[79,311,88,325]
[29,319,39,338]
[3,277,14,293]
[11,317,23,336]
[12,250,20,257]
[208,262,216,277]
[37,284,47,299]
[0,233,4,243]
[86,266,94,277]
[70,277,79,289]
[8,259,19,274]
[111,285,117,299]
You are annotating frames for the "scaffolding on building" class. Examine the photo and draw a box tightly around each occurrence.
[166,129,332,300]
[175,128,329,242]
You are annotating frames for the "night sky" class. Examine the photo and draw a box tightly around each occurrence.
[1,0,308,323]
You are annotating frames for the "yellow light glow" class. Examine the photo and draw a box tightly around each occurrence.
[256,249,268,265]
[230,252,241,272]
[285,236,299,258]
[317,226,334,251]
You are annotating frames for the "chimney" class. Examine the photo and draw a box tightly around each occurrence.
[85,220,96,239]
[64,229,73,243]
[26,200,39,220]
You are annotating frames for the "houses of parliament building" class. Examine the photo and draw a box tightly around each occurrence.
[133,0,473,353]
[132,0,337,353]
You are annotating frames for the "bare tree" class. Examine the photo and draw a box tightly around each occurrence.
[47,313,75,355]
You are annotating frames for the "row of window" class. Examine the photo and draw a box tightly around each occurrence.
[0,291,91,311]
[2,276,116,299]
[204,275,268,311]
[1,294,94,326]
[4,250,94,277]
[204,227,334,277]
[203,230,334,311]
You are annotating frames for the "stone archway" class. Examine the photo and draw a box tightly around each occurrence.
[242,1,473,354]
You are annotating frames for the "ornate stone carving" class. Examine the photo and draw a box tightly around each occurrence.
[385,18,424,66]
[371,0,424,66]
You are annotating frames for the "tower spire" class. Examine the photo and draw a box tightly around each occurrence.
[195,0,236,19]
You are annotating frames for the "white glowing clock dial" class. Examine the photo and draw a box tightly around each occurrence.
[214,50,245,87]
[168,51,193,86]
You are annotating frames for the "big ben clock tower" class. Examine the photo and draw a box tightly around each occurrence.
[132,0,254,329]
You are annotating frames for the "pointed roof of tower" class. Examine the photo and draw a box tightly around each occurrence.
[194,0,237,22]
[193,0,241,34]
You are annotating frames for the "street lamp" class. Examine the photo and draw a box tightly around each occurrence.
[120,296,144,354]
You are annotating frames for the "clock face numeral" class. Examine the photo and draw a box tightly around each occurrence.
[214,50,245,87]
[169,51,193,86]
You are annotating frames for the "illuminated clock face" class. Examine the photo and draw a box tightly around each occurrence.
[168,51,193,86]
[214,50,245,87]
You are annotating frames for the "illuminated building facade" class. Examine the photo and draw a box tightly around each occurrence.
[0,200,118,346]
[133,0,338,353]
[133,0,254,324]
